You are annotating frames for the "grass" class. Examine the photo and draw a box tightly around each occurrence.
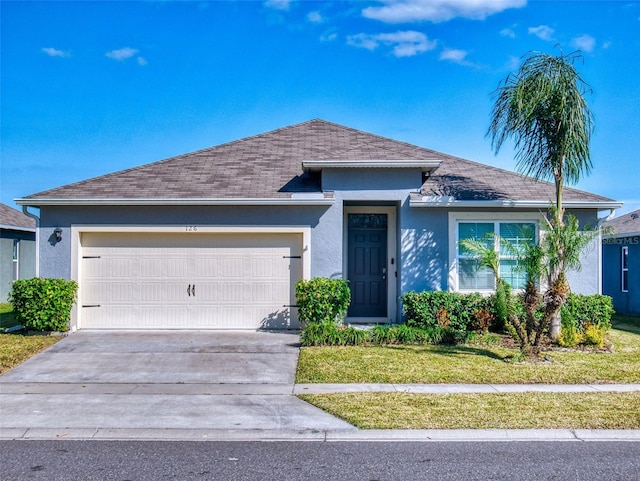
[296,314,640,384]
[0,302,61,374]
[0,303,20,330]
[611,313,640,334]
[0,333,60,374]
[299,392,640,429]
[297,314,640,429]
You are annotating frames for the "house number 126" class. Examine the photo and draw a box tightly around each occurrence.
[185,226,198,232]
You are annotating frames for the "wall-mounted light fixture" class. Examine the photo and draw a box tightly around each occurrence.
[54,227,63,242]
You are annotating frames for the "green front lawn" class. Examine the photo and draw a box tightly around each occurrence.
[300,392,640,429]
[297,314,640,429]
[296,315,640,384]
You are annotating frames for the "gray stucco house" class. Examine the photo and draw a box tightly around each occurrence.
[0,203,36,301]
[603,209,640,316]
[16,120,621,330]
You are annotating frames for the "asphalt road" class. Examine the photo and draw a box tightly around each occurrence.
[1,440,639,481]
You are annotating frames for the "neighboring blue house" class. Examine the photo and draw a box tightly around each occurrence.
[603,209,640,316]
[15,120,621,330]
[0,203,36,301]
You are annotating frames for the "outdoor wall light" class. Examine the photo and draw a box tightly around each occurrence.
[54,227,63,242]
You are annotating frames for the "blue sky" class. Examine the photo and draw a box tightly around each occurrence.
[2,0,639,216]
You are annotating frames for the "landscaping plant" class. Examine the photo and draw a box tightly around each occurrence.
[9,278,78,332]
[295,277,350,326]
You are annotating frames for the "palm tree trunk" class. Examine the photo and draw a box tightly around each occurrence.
[549,311,561,341]
[542,275,569,342]
[555,162,565,226]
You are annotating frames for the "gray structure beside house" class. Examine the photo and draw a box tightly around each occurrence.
[603,209,640,316]
[0,203,36,301]
[16,120,621,330]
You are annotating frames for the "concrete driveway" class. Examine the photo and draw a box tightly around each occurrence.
[0,330,354,440]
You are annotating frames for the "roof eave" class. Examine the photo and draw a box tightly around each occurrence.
[410,197,623,210]
[604,231,640,239]
[15,197,335,207]
[0,223,36,232]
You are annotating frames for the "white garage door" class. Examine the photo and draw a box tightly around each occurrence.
[79,232,303,329]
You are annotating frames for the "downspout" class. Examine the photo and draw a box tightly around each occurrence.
[596,208,617,295]
[21,206,40,278]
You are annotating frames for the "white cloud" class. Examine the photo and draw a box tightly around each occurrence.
[362,0,526,24]
[347,30,437,57]
[505,55,520,70]
[500,27,516,38]
[320,31,338,42]
[439,48,468,63]
[307,11,323,23]
[105,47,139,61]
[347,33,380,51]
[264,0,290,11]
[137,56,148,66]
[571,34,596,53]
[41,47,70,58]
[528,25,555,41]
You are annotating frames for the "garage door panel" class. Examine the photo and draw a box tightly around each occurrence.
[194,258,217,278]
[165,282,192,303]
[221,282,246,302]
[140,258,163,277]
[190,281,216,301]
[140,282,164,302]
[80,232,303,329]
[219,257,247,278]
[251,282,273,302]
[107,282,135,302]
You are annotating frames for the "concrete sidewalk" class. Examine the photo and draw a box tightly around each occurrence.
[294,383,640,394]
[1,331,639,442]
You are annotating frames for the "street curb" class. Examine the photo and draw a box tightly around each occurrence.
[3,428,640,442]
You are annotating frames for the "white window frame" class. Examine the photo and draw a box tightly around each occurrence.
[622,245,629,293]
[12,239,20,281]
[448,212,544,293]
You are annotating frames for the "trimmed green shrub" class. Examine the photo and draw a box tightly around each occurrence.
[401,291,491,332]
[300,321,366,346]
[295,277,350,326]
[9,278,78,332]
[561,294,614,332]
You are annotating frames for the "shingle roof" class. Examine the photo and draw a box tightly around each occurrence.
[604,209,640,237]
[21,119,615,204]
[0,203,36,229]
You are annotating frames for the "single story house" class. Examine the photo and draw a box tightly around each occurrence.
[0,203,36,301]
[603,209,640,316]
[16,120,621,330]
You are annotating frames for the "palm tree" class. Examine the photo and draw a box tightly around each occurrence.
[488,51,593,225]
[487,51,594,340]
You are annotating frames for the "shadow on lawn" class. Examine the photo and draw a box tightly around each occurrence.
[384,344,508,362]
[611,314,640,335]
[0,309,18,330]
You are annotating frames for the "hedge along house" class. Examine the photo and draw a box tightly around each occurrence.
[16,120,621,331]
[603,209,640,316]
[0,203,36,301]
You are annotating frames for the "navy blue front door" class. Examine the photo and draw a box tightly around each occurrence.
[347,214,388,318]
